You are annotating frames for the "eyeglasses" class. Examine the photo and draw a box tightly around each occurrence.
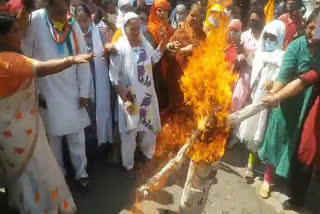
[263,33,277,41]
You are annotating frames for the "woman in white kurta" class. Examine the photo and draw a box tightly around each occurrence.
[0,12,93,214]
[76,5,113,151]
[238,20,286,183]
[109,12,165,175]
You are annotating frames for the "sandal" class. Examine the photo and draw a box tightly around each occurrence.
[282,199,304,211]
[259,181,271,199]
[244,168,254,184]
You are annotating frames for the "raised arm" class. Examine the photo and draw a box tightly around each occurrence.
[36,54,94,77]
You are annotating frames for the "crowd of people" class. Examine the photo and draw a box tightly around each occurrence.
[0,0,320,213]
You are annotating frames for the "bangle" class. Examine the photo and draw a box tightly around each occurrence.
[70,56,76,64]
[65,56,75,65]
[273,94,281,107]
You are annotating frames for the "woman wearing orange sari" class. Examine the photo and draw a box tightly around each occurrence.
[167,3,206,113]
[0,12,93,214]
[147,0,177,112]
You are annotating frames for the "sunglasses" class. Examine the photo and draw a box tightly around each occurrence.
[263,33,277,41]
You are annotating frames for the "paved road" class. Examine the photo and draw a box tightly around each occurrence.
[1,144,319,214]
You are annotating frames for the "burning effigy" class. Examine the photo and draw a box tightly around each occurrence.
[136,2,237,213]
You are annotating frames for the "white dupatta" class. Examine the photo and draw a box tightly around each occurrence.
[250,20,286,90]
[90,24,113,144]
[238,20,286,147]
[110,13,161,133]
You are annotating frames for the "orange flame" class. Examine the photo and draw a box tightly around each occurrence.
[208,0,232,7]
[264,0,275,24]
[155,18,236,164]
[181,18,236,164]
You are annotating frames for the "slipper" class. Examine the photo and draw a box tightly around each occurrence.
[259,181,271,199]
[244,168,254,184]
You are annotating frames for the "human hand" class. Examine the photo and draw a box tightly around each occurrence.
[261,94,280,108]
[180,44,194,54]
[263,80,274,91]
[160,27,168,44]
[237,54,246,62]
[104,43,117,56]
[126,91,135,103]
[167,41,181,52]
[74,53,95,64]
[125,101,137,115]
[79,97,89,109]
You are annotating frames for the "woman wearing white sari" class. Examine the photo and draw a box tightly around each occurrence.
[109,12,166,177]
[238,20,286,183]
[76,5,113,154]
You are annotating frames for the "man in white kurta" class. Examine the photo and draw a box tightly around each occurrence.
[22,2,91,184]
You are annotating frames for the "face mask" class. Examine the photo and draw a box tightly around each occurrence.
[287,3,297,12]
[224,9,231,17]
[176,13,186,23]
[106,13,117,25]
[70,6,76,16]
[140,24,147,34]
[52,20,67,32]
[249,21,263,31]
[230,31,240,39]
[208,16,219,28]
[264,40,277,52]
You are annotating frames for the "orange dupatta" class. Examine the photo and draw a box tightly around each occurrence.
[147,0,174,45]
[147,0,174,79]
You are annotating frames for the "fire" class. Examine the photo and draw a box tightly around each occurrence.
[155,18,236,165]
[208,0,232,7]
[131,6,236,214]
[264,0,275,24]
[181,18,236,164]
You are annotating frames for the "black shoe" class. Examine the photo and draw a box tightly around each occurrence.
[282,199,304,212]
[126,169,136,179]
[78,177,91,188]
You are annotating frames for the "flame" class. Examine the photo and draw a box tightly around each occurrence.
[131,8,236,214]
[155,113,193,159]
[155,18,236,165]
[208,0,232,7]
[181,18,236,164]
[264,0,275,24]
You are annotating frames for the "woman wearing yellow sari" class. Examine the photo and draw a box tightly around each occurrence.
[0,12,93,214]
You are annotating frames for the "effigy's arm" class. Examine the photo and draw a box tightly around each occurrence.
[228,103,267,125]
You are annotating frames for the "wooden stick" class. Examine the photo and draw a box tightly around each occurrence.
[136,115,215,198]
